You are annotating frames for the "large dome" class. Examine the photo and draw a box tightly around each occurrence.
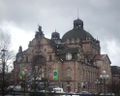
[62,19,94,42]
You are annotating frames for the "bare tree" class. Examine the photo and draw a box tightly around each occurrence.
[0,29,15,73]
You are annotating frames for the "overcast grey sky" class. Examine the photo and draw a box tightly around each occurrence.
[0,0,120,66]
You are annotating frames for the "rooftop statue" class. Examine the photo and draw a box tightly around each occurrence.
[38,25,42,32]
[35,25,43,38]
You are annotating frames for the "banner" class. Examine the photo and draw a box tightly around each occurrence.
[18,65,33,80]
[28,66,32,75]
[85,81,88,88]
[53,69,58,80]
[81,80,84,88]
[18,64,22,79]
[19,76,22,80]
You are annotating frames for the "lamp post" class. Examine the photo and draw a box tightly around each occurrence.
[95,79,100,93]
[22,71,27,96]
[118,75,120,95]
[1,49,7,96]
[100,70,109,95]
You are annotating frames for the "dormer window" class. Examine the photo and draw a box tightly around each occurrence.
[72,53,77,60]
[66,53,72,60]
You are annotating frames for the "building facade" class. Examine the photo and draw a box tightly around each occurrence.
[111,66,120,95]
[13,18,112,92]
[111,66,120,84]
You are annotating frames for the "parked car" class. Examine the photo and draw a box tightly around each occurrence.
[13,85,21,91]
[53,87,64,93]
[79,91,91,95]
[99,92,115,96]
[68,92,79,96]
[7,85,21,91]
[7,85,14,91]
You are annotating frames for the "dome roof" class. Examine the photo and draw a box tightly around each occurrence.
[62,19,94,42]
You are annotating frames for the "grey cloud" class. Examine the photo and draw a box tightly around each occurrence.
[0,0,120,65]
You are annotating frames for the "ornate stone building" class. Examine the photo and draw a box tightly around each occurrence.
[13,18,111,92]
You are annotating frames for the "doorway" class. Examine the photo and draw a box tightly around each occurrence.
[67,86,71,92]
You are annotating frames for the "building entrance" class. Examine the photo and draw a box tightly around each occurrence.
[67,86,71,92]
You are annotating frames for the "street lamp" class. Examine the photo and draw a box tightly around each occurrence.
[1,49,7,96]
[22,70,27,96]
[95,79,100,93]
[100,70,109,94]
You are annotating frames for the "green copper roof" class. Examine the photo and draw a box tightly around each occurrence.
[54,40,61,45]
[62,28,94,42]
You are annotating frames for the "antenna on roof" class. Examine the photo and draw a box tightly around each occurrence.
[97,35,98,40]
[96,31,99,40]
[77,8,79,19]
